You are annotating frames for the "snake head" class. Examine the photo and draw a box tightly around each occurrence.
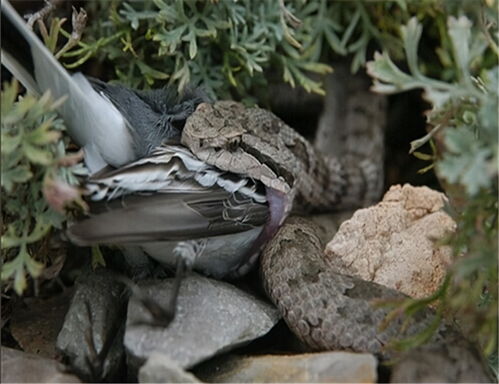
[182,101,247,153]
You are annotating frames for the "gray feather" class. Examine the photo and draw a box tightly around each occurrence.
[67,144,269,246]
[67,191,268,245]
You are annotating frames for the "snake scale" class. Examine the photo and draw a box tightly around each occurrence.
[180,100,433,356]
[180,101,498,380]
[183,101,382,215]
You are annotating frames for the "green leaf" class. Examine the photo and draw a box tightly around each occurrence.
[438,154,470,183]
[25,253,44,277]
[22,142,53,165]
[1,166,33,193]
[136,61,169,85]
[461,149,493,195]
[1,80,19,115]
[1,133,22,154]
[186,29,198,59]
[412,151,434,161]
[443,126,475,153]
[299,62,333,74]
[366,51,420,93]
[91,246,106,269]
[401,17,423,78]
[14,267,27,295]
[448,16,472,82]
[1,245,42,294]
[26,118,61,145]
[417,163,435,174]
[0,256,17,280]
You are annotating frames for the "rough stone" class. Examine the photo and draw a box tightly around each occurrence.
[124,274,280,370]
[138,353,201,383]
[325,184,456,298]
[56,269,128,382]
[1,347,81,383]
[195,351,377,383]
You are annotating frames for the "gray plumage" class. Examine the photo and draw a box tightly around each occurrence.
[67,145,269,277]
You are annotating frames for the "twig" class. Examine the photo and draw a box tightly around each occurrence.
[55,7,87,59]
[26,0,64,29]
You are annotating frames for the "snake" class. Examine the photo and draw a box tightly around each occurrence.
[180,100,496,375]
[179,100,436,357]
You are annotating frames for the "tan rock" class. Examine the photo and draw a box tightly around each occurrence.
[139,353,201,383]
[195,352,377,383]
[1,347,81,383]
[325,184,456,298]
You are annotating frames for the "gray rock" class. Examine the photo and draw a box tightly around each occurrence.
[125,274,280,370]
[138,353,201,383]
[195,351,377,383]
[56,269,128,382]
[1,347,81,383]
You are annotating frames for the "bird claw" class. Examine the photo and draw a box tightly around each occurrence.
[81,301,106,382]
[118,254,189,329]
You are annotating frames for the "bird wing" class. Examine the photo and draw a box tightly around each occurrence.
[67,145,269,245]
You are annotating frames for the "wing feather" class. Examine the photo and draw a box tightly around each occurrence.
[68,145,269,245]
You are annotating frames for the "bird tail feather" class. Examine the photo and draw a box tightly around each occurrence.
[1,1,134,171]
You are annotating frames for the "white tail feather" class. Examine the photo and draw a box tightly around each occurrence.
[1,1,134,172]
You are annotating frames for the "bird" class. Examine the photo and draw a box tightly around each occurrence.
[1,0,275,323]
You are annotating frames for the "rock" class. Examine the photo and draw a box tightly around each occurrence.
[138,353,201,383]
[56,269,128,382]
[195,351,377,383]
[325,184,455,298]
[390,338,494,383]
[124,274,280,371]
[1,347,81,383]
[10,290,72,359]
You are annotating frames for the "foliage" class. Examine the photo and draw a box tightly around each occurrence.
[63,0,439,102]
[367,3,498,359]
[0,81,85,294]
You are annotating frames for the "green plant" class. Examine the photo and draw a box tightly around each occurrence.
[367,3,498,358]
[63,0,433,103]
[1,81,86,294]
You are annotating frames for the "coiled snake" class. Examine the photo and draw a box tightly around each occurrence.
[180,100,434,356]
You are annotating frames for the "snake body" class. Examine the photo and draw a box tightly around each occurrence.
[181,101,396,354]
[260,217,432,356]
[182,101,489,370]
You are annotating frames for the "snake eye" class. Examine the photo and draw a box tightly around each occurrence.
[225,137,241,151]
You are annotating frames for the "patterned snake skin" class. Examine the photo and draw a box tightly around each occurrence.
[181,100,401,354]
[182,101,382,214]
[177,99,491,373]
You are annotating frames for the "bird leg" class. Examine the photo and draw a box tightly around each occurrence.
[127,241,203,327]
